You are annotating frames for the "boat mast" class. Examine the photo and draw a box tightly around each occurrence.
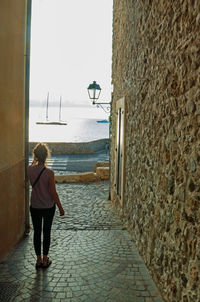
[46,92,49,121]
[59,96,62,121]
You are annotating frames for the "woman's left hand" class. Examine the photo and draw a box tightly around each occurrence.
[59,207,65,216]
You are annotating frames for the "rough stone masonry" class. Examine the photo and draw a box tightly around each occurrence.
[111,1,200,301]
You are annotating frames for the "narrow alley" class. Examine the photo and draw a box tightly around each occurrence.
[0,181,163,302]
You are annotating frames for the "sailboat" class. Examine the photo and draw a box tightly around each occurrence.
[58,96,67,124]
[36,93,67,125]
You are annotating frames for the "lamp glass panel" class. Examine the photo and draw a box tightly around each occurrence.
[88,88,94,99]
[96,89,101,99]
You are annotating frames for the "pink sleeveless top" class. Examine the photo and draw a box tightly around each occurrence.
[28,165,54,209]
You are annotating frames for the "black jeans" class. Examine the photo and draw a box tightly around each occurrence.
[30,205,55,256]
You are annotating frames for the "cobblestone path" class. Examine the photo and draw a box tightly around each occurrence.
[0,181,164,302]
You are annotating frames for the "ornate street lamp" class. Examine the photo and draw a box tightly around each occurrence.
[87,81,102,104]
[87,81,111,113]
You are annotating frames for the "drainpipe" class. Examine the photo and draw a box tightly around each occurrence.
[24,0,32,234]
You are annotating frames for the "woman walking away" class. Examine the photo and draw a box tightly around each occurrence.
[28,143,65,269]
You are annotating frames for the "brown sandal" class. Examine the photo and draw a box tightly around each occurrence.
[35,261,43,269]
[42,257,52,268]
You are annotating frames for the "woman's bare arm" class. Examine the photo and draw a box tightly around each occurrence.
[49,170,65,216]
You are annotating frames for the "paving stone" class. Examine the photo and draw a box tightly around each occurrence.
[136,297,145,302]
[0,181,163,302]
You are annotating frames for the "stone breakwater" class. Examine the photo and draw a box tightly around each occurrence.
[55,164,109,183]
[111,1,200,302]
[55,167,110,183]
[29,141,110,182]
[29,139,109,155]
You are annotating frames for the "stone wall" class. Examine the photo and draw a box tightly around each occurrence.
[111,1,200,301]
[29,139,109,155]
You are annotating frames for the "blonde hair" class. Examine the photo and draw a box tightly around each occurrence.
[33,143,50,164]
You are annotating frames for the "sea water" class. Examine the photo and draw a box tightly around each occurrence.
[29,106,110,142]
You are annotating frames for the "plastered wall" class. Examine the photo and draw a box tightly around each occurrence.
[111,1,200,301]
[0,0,29,259]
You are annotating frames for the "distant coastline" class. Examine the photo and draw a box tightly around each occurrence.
[30,101,92,108]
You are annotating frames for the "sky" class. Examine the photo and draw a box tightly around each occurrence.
[30,0,113,107]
